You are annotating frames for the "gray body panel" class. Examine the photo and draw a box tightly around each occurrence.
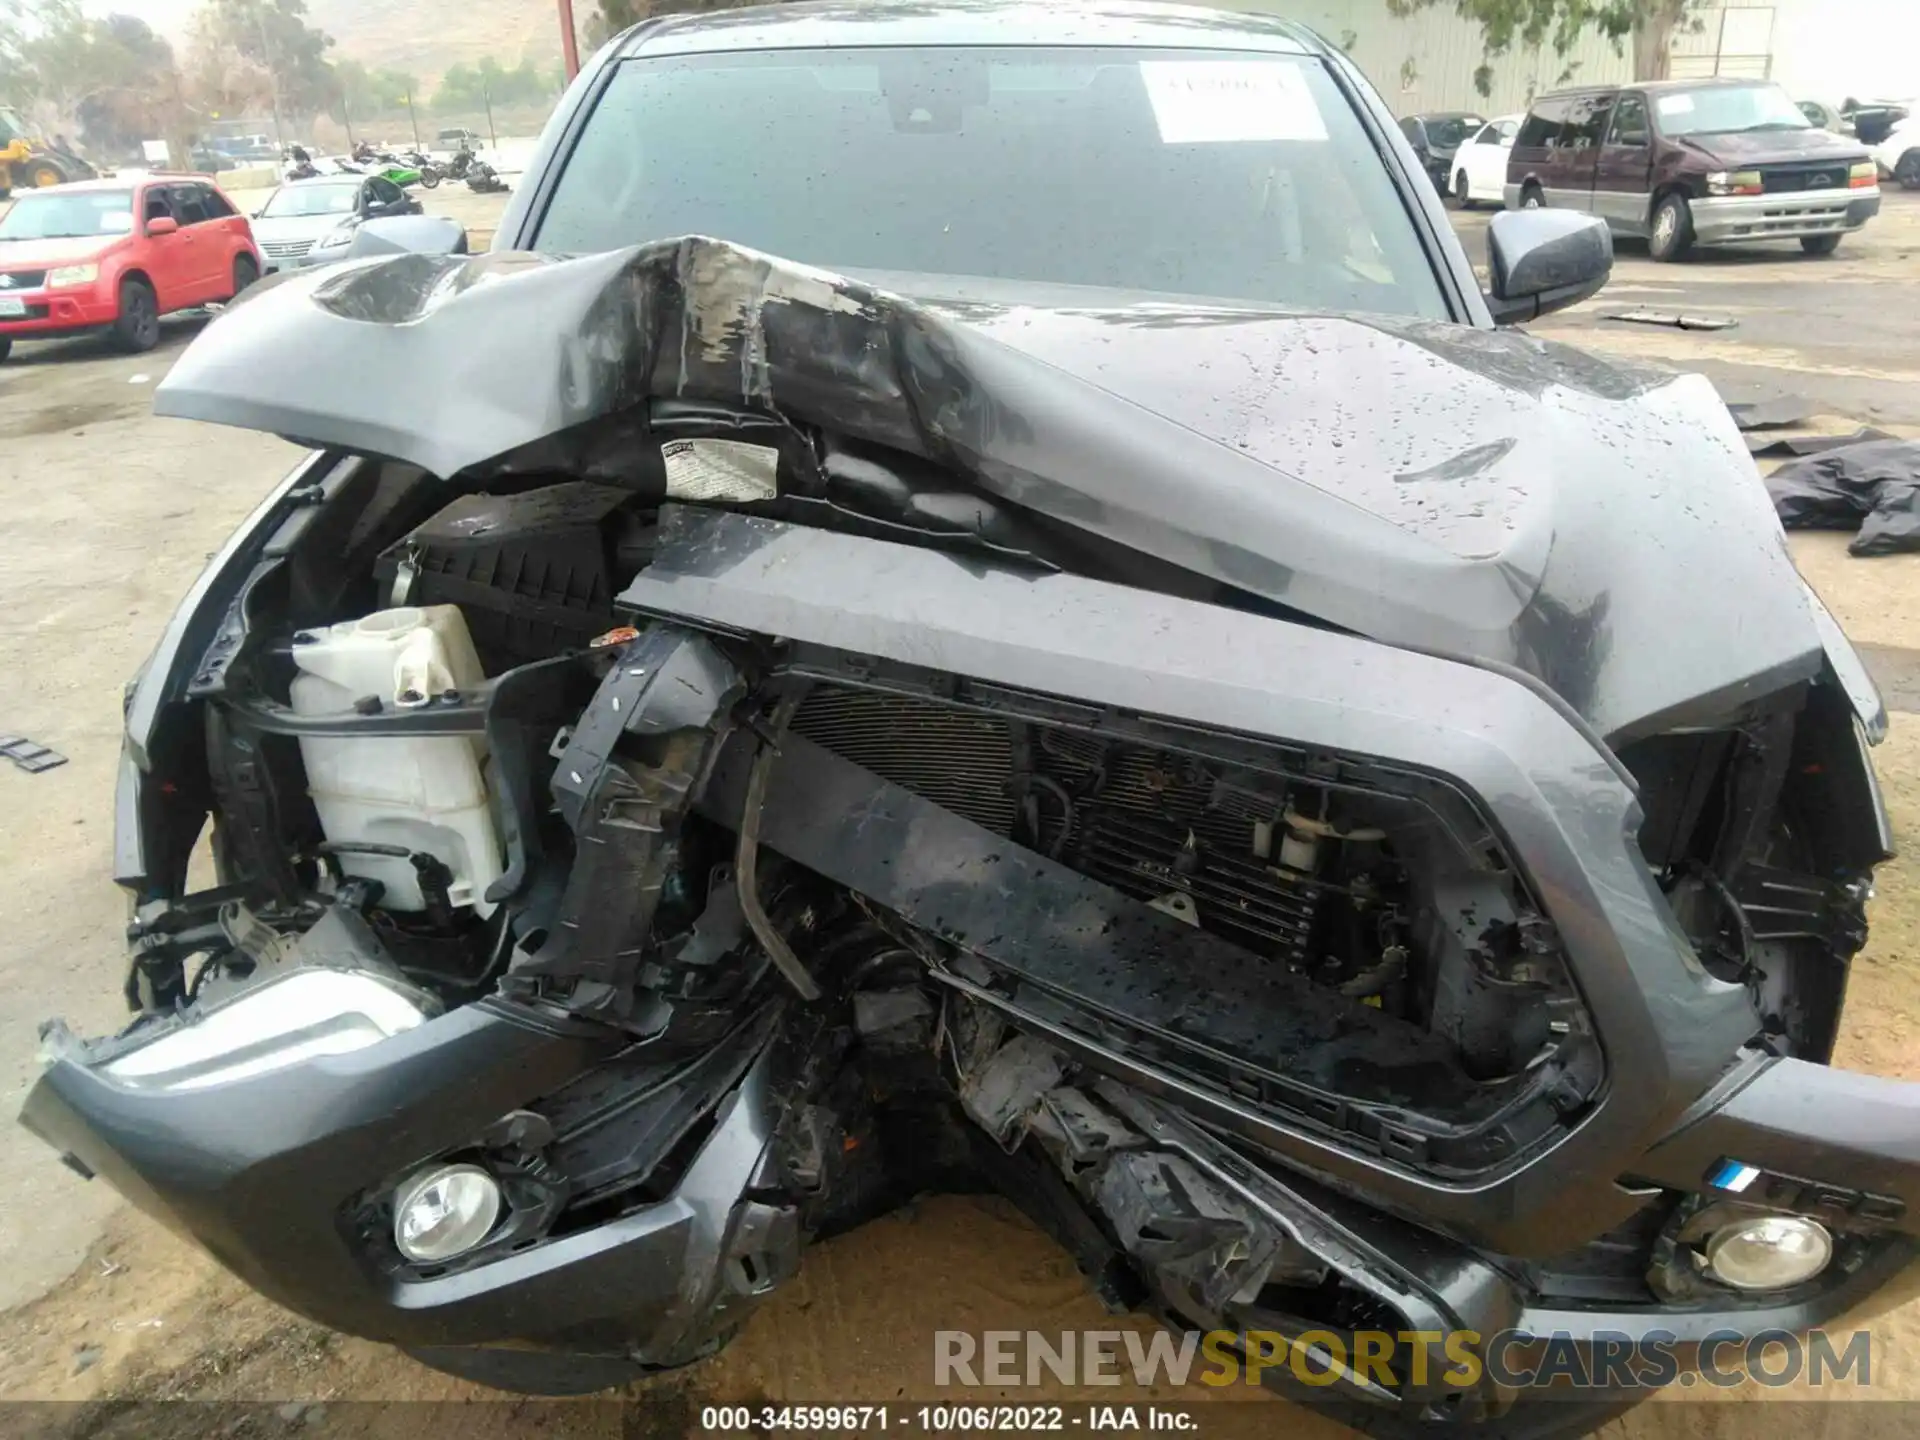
[152,236,1849,745]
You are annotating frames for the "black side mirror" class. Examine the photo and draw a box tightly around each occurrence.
[1485,209,1613,325]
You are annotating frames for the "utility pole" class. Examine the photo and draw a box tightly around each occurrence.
[405,83,421,148]
[557,0,581,81]
[254,4,287,149]
[341,88,354,149]
[483,78,496,149]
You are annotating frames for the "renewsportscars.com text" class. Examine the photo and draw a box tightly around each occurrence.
[933,1328,1874,1391]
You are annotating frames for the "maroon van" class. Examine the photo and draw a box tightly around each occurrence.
[1504,78,1881,260]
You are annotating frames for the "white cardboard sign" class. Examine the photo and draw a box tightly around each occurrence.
[1139,61,1328,144]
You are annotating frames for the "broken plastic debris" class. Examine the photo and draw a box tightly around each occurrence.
[1726,396,1815,431]
[1604,309,1736,331]
[0,735,66,773]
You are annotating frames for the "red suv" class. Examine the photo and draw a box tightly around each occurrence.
[0,174,263,363]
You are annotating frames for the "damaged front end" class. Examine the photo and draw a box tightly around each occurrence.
[23,240,1920,1425]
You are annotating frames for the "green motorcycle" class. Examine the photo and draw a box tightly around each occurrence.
[349,149,442,190]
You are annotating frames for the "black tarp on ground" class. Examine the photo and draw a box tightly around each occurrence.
[1768,439,1920,556]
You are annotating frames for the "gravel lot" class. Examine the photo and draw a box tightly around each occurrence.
[4,188,1920,1435]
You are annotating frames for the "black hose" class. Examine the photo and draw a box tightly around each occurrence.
[1028,774,1077,859]
[737,694,823,1001]
[1686,862,1758,979]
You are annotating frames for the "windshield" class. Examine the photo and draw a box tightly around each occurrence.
[259,182,360,218]
[1655,83,1812,137]
[0,189,136,240]
[1424,115,1484,148]
[537,46,1449,320]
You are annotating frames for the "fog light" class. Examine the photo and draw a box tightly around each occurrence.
[393,1163,502,1263]
[1705,1215,1833,1291]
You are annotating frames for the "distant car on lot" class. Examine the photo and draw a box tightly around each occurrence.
[433,127,483,160]
[1505,78,1881,261]
[248,174,424,271]
[1795,99,1853,135]
[0,175,260,362]
[1872,111,1920,188]
[1397,111,1486,193]
[1449,114,1521,207]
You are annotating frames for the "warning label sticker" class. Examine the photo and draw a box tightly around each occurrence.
[660,438,780,503]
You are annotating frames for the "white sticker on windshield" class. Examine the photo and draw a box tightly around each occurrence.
[1657,93,1695,115]
[1139,61,1328,144]
[102,212,133,233]
[660,438,779,503]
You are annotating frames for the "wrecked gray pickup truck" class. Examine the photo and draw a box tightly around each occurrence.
[19,6,1920,1435]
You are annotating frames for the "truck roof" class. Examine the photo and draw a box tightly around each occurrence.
[617,0,1325,60]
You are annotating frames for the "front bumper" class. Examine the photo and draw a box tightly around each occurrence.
[20,1000,798,1362]
[22,984,1920,1399]
[0,285,120,337]
[31,507,1920,1387]
[1690,189,1881,245]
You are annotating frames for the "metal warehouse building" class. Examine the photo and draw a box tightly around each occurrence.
[1217,2,1917,118]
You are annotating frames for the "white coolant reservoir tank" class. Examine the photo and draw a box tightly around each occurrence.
[289,605,504,917]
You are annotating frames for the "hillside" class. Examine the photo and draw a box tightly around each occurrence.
[304,0,564,78]
[124,0,565,86]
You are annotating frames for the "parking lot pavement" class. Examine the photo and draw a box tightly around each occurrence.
[1453,189,1920,427]
[418,183,513,248]
[5,191,1920,1415]
[0,320,306,1310]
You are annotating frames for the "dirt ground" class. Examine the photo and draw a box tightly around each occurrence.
[4,193,1920,1438]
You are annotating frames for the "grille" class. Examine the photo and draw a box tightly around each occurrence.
[791,689,1018,835]
[790,686,1316,964]
[260,240,314,260]
[0,269,48,290]
[1761,166,1848,194]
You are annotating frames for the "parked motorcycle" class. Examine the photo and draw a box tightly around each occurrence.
[465,159,508,194]
[387,149,441,187]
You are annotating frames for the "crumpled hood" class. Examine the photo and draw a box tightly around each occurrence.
[152,236,1824,743]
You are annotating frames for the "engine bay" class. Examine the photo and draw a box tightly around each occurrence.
[137,463,1607,1173]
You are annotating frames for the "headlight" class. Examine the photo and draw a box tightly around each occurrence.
[1850,160,1879,189]
[47,263,99,287]
[311,226,355,251]
[100,969,431,1092]
[1706,170,1763,196]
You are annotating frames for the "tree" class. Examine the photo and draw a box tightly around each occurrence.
[186,0,336,119]
[1,0,198,159]
[1384,0,1702,95]
[587,0,798,51]
[434,56,553,113]
[331,58,421,122]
